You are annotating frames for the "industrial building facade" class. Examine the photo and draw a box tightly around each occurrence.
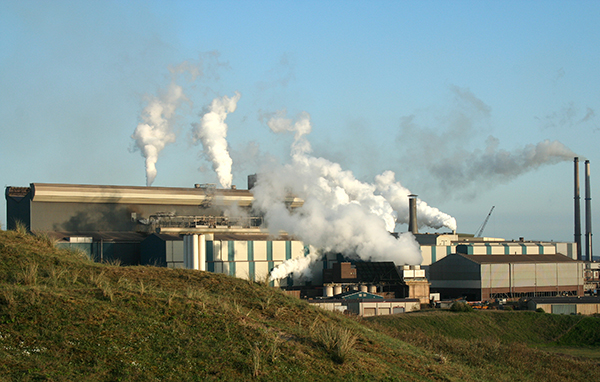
[415,233,578,267]
[5,183,305,287]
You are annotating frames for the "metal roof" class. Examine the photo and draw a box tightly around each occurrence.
[4,183,304,208]
[354,262,403,283]
[213,233,299,241]
[147,233,183,242]
[333,291,384,300]
[38,231,147,243]
[454,253,579,264]
[526,296,600,304]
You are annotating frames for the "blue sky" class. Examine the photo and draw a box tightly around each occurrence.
[1,1,599,256]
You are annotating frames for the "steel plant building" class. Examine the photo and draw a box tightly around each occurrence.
[429,252,584,300]
[5,181,585,299]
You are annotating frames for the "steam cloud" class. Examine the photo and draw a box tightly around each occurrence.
[192,92,241,189]
[375,171,457,231]
[398,85,578,196]
[131,83,186,186]
[431,137,577,189]
[252,110,458,281]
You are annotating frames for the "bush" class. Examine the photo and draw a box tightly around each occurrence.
[450,301,473,312]
[535,308,545,313]
[311,321,357,363]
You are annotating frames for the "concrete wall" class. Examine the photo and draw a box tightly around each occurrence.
[429,254,481,289]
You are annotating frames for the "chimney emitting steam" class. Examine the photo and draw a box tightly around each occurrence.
[408,194,418,234]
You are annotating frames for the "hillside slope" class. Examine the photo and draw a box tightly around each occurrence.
[0,229,598,381]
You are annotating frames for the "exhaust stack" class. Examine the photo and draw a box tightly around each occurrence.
[585,160,593,262]
[574,157,582,260]
[408,194,419,234]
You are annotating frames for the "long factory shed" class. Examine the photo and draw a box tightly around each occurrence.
[429,252,585,300]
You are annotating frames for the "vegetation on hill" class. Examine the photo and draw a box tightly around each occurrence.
[0,228,599,381]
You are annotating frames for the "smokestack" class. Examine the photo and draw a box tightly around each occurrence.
[574,157,582,260]
[408,194,418,234]
[585,160,593,262]
[248,174,257,190]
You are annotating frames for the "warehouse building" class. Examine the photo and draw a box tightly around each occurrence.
[429,252,584,301]
[526,296,600,315]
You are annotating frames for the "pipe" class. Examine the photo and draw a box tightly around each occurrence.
[574,158,582,261]
[585,160,593,262]
[183,235,188,268]
[192,234,199,270]
[408,194,419,234]
[199,234,206,271]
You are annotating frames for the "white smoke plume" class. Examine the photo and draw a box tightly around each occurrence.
[252,110,457,281]
[269,250,321,281]
[132,82,186,186]
[375,171,457,232]
[192,92,241,189]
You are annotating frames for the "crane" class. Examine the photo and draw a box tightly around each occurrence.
[475,206,495,237]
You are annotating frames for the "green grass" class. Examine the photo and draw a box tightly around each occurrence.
[0,228,599,381]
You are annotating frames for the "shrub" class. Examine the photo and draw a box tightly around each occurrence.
[450,301,472,312]
[535,307,545,313]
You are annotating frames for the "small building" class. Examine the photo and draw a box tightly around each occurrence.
[429,252,584,301]
[399,265,430,304]
[309,294,420,316]
[526,296,600,315]
[346,298,420,316]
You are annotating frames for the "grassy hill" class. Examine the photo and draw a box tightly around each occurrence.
[0,228,599,381]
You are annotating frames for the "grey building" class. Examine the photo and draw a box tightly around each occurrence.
[429,253,584,301]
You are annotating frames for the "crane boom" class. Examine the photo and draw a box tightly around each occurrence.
[476,206,495,237]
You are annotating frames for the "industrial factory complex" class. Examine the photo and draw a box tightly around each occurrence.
[5,158,599,316]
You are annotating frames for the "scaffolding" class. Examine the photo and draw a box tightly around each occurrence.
[148,214,264,229]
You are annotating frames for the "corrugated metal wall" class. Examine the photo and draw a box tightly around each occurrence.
[209,239,305,286]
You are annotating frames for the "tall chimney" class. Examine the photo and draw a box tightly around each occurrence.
[585,160,593,262]
[574,157,582,260]
[408,194,418,234]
